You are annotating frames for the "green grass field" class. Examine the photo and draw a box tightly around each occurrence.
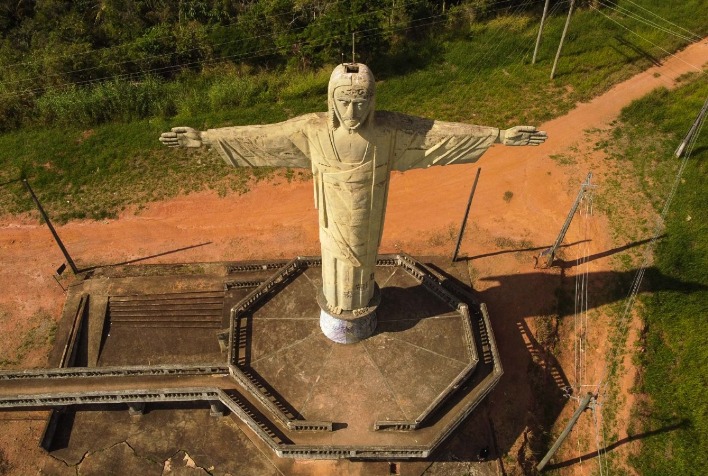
[610,79,707,475]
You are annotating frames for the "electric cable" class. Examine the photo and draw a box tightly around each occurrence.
[595,93,707,397]
[597,0,699,42]
[590,4,705,74]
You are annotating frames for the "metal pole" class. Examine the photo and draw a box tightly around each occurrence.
[550,0,576,79]
[352,32,356,63]
[537,392,594,471]
[22,179,79,274]
[452,167,481,262]
[675,96,708,158]
[539,172,592,268]
[532,0,551,64]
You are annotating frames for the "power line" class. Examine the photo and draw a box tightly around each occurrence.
[0,0,353,71]
[597,0,699,43]
[0,0,436,88]
[590,4,705,74]
[449,0,557,112]
[591,403,606,476]
[0,12,446,99]
[623,0,702,41]
[595,94,707,397]
[1,0,533,87]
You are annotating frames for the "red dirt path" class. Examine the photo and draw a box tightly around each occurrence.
[0,39,706,475]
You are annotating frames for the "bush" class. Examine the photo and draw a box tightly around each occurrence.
[0,90,36,131]
[36,77,171,127]
[208,72,270,110]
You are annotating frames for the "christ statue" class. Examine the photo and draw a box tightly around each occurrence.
[160,63,546,343]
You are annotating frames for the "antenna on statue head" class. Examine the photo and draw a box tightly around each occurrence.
[352,32,356,63]
[341,52,344,65]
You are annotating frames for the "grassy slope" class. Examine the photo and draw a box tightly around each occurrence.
[614,80,707,474]
[0,1,706,221]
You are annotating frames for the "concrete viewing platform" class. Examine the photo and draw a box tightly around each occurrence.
[0,254,501,462]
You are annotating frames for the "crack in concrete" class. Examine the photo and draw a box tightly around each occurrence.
[47,450,87,476]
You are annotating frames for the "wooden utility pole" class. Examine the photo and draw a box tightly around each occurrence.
[675,95,708,158]
[452,168,481,262]
[550,0,576,79]
[537,172,592,268]
[532,0,551,64]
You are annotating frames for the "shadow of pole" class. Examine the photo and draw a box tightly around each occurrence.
[463,239,590,262]
[0,177,24,188]
[545,419,690,470]
[78,242,213,272]
[556,235,665,269]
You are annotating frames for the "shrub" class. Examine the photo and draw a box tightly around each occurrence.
[36,77,170,127]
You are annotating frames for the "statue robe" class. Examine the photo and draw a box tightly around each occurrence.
[204,111,499,311]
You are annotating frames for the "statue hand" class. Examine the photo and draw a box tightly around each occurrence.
[159,127,204,148]
[500,126,547,146]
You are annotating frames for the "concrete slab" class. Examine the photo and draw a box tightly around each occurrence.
[250,332,332,412]
[48,404,278,475]
[374,313,468,362]
[234,257,482,439]
[300,342,409,430]
[15,255,502,471]
[247,317,320,363]
[363,334,468,417]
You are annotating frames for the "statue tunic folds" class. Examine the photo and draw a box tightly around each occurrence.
[203,111,500,312]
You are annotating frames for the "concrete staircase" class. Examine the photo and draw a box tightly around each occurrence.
[108,291,225,329]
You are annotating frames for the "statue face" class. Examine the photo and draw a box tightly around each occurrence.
[333,86,372,131]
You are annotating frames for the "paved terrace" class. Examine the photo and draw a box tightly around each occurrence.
[0,256,501,460]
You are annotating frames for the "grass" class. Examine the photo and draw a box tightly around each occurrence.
[0,310,56,369]
[0,1,706,221]
[605,78,707,475]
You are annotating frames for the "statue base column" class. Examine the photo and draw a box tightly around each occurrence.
[317,286,380,344]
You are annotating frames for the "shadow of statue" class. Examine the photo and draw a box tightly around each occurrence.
[418,261,704,469]
[374,283,458,335]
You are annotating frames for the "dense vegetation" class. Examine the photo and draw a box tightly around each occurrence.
[613,80,707,475]
[1,0,705,132]
[0,0,704,222]
[0,0,571,131]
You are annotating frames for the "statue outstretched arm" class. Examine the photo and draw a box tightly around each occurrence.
[159,114,320,169]
[384,112,546,171]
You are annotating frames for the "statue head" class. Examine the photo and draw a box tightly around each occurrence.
[328,63,375,131]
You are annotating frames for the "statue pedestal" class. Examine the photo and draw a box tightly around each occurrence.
[317,286,381,344]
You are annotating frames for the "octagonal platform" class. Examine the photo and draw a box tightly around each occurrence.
[0,254,502,461]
